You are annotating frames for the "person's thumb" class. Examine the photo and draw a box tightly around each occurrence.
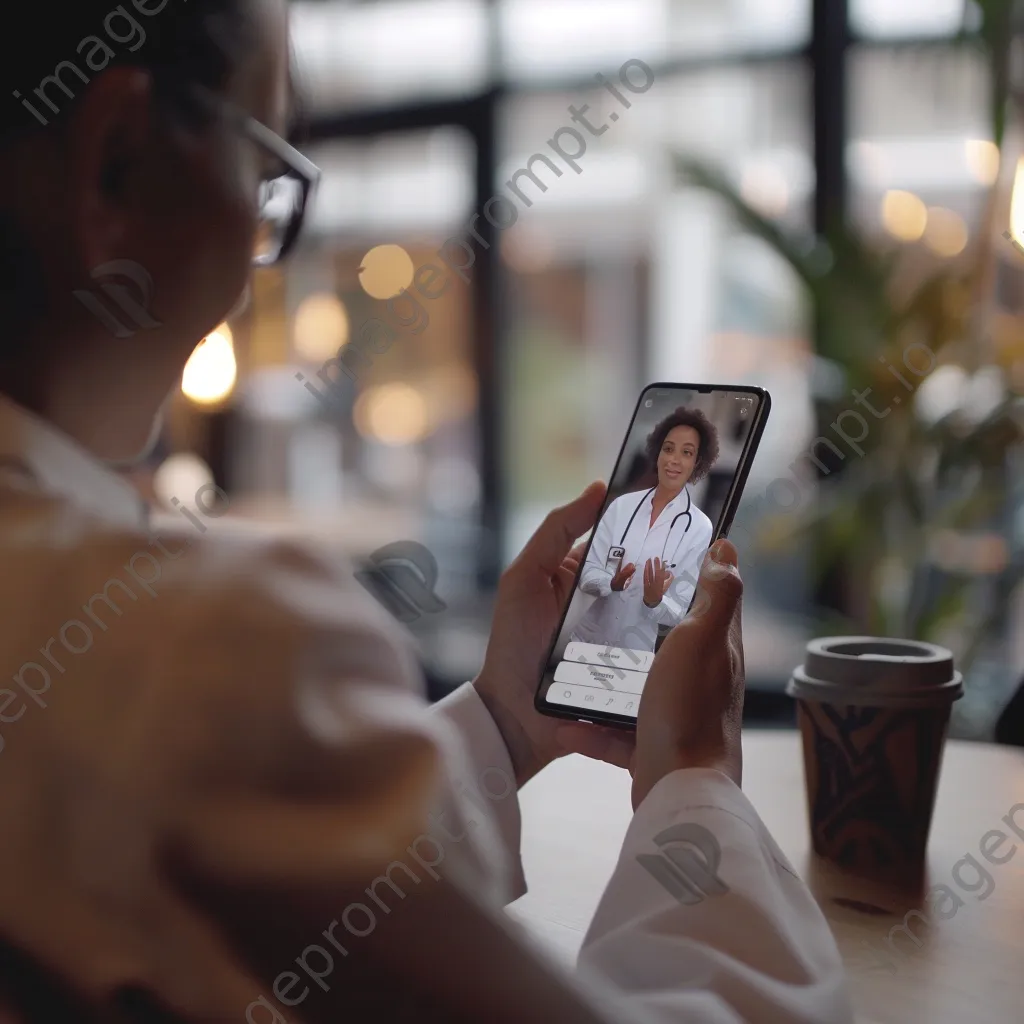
[687,539,742,629]
[518,481,606,576]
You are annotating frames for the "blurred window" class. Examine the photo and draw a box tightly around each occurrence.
[848,46,993,244]
[292,0,811,115]
[230,0,1002,694]
[499,0,809,80]
[292,0,490,114]
[228,129,483,634]
[850,0,967,39]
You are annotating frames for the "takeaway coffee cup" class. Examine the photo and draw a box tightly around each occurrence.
[787,636,963,880]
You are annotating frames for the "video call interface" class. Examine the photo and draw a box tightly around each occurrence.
[538,388,761,720]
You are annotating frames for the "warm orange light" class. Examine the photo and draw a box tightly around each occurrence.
[182,324,236,406]
[965,139,1000,186]
[358,245,415,300]
[354,383,429,446]
[1009,157,1024,247]
[924,207,968,257]
[294,292,349,361]
[881,190,927,242]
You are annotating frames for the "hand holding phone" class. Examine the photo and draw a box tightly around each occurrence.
[630,538,746,807]
[471,482,637,788]
[534,381,770,730]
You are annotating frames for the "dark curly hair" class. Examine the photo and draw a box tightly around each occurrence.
[644,407,720,484]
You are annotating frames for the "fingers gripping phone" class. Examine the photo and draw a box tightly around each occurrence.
[534,382,771,730]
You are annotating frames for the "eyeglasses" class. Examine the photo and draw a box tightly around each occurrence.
[243,116,321,266]
[188,89,321,267]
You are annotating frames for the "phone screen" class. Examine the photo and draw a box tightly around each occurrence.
[535,383,769,727]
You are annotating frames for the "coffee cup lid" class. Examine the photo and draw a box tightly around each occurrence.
[786,636,963,708]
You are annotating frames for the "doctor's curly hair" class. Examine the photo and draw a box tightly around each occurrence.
[644,407,720,484]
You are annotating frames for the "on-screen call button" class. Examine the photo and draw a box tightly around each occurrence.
[549,685,585,709]
[554,659,647,695]
[548,685,638,716]
[564,641,653,672]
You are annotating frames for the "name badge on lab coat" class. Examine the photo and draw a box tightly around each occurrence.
[605,545,626,574]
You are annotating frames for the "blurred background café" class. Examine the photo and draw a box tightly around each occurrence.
[137,0,1024,738]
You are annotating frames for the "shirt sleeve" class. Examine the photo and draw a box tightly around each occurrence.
[173,541,851,1024]
[429,682,526,901]
[0,528,521,1023]
[577,501,619,599]
[575,769,854,1023]
[0,513,852,1024]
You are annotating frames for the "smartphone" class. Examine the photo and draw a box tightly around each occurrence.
[534,382,771,729]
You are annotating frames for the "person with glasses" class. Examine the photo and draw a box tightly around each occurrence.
[0,3,851,1023]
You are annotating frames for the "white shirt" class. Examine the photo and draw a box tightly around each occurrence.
[0,393,852,1023]
[573,488,714,652]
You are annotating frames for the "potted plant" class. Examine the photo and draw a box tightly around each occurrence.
[673,0,1024,736]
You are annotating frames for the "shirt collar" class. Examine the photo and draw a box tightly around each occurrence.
[0,392,148,530]
[647,486,688,509]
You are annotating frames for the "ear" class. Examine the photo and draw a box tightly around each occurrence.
[65,67,154,277]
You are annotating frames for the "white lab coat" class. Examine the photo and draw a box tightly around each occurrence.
[573,487,714,653]
[0,392,852,1023]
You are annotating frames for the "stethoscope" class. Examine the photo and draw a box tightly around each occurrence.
[617,486,692,568]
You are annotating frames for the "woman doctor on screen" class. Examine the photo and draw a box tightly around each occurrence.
[570,408,719,654]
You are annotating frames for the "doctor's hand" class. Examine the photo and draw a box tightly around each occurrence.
[631,540,745,810]
[474,482,635,787]
[642,557,673,607]
[610,562,636,591]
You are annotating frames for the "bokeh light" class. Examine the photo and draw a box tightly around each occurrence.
[182,324,236,406]
[740,164,790,218]
[1009,157,1024,246]
[914,363,968,425]
[153,452,214,512]
[923,207,968,257]
[881,190,928,242]
[358,244,415,300]
[353,382,429,446]
[294,292,349,361]
[964,139,1000,186]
